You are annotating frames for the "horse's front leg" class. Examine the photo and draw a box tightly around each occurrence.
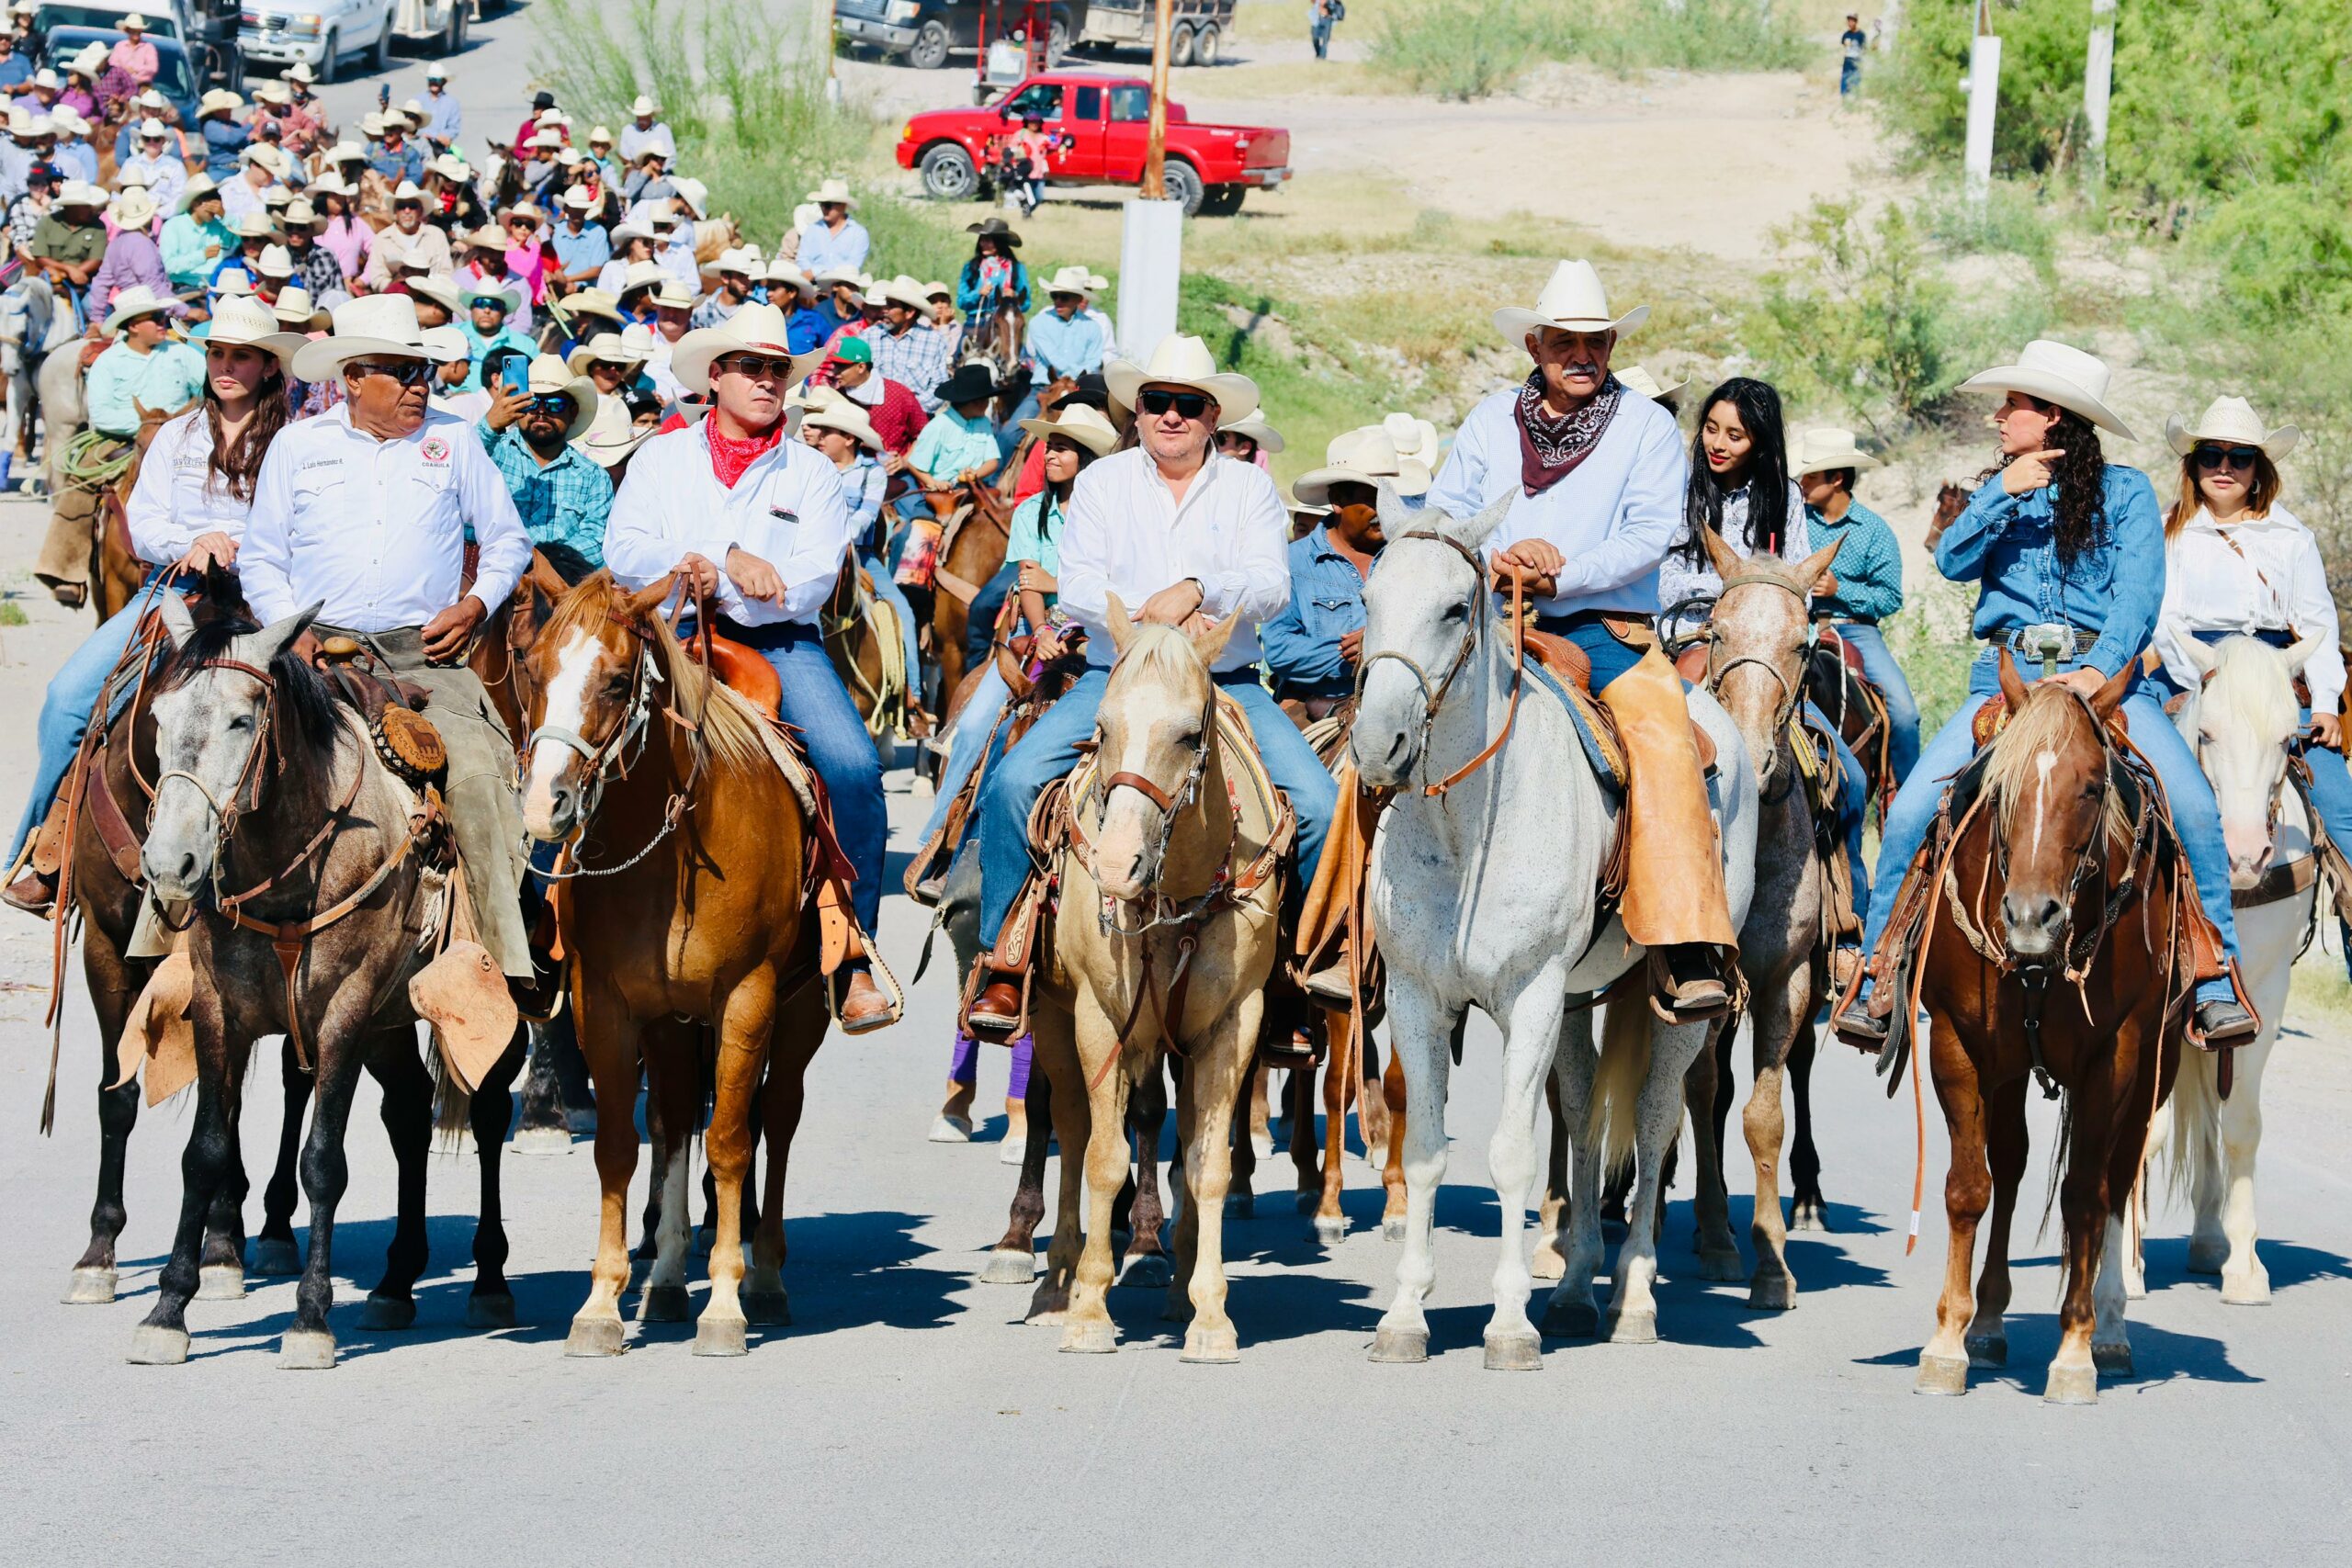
[253,1035,311,1277]
[1120,1056,1171,1288]
[565,977,642,1358]
[638,1021,702,1327]
[1312,1005,1352,1245]
[1174,994,1259,1363]
[1683,1015,1742,1280]
[1059,998,1131,1352]
[2214,1035,2274,1304]
[1608,1011,1713,1344]
[695,968,778,1357]
[279,1008,382,1370]
[126,988,244,1366]
[1743,968,1810,1310]
[1483,964,1570,1370]
[1372,975,1454,1363]
[1026,1005,1085,1324]
[747,980,827,1329]
[1786,1007,1828,1230]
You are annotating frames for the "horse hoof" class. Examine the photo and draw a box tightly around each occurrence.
[359,1293,415,1330]
[2221,1272,2273,1306]
[978,1248,1038,1286]
[927,1114,973,1145]
[1747,1273,1796,1313]
[1695,1247,1745,1282]
[1224,1191,1254,1219]
[2092,1342,2133,1377]
[466,1293,518,1330]
[1483,1332,1543,1371]
[1529,1247,1565,1281]
[63,1267,118,1304]
[1181,1324,1240,1363]
[1159,1288,1192,1324]
[693,1315,749,1357]
[1540,1296,1600,1338]
[2186,1237,2228,1275]
[126,1324,189,1365]
[2043,1362,2099,1404]
[197,1265,246,1302]
[252,1238,301,1277]
[1115,1252,1171,1290]
[1915,1352,1970,1395]
[1059,1320,1117,1354]
[512,1124,573,1156]
[1251,1133,1273,1159]
[1965,1334,2007,1369]
[1605,1306,1658,1345]
[1789,1201,1826,1233]
[278,1328,337,1370]
[742,1290,791,1327]
[565,1315,628,1357]
[998,1136,1027,1166]
[1368,1325,1429,1364]
[639,1283,691,1324]
[1313,1215,1348,1247]
[1380,1217,1408,1243]
[1024,1284,1069,1324]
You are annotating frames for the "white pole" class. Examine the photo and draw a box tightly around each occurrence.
[2083,0,2116,184]
[1962,10,2001,202]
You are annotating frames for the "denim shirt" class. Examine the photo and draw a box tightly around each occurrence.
[1260,527,1367,699]
[1935,463,2163,679]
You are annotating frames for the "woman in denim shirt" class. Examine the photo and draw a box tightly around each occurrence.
[1836,342,2256,1044]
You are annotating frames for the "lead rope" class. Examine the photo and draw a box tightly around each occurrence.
[1425,571,1525,799]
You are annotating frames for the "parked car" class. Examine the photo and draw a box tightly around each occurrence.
[35,0,242,88]
[897,71,1289,216]
[237,0,398,83]
[38,23,203,124]
[1079,0,1233,66]
[836,0,1085,73]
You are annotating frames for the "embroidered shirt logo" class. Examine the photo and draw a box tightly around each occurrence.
[421,436,451,464]
[768,507,798,525]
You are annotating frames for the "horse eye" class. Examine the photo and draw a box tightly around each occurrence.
[604,674,631,695]
[227,714,253,732]
[1440,603,1464,623]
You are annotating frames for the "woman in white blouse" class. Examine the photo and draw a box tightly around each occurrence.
[4,299,305,912]
[2152,395,2350,847]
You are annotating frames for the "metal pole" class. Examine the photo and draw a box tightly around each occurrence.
[1144,0,1172,200]
[2083,0,2116,186]
[1962,1,2000,202]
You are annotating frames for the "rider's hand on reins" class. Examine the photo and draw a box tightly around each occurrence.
[1490,540,1561,600]
[1138,579,1205,626]
[724,547,787,605]
[672,552,722,597]
[186,533,238,575]
[2312,711,2343,750]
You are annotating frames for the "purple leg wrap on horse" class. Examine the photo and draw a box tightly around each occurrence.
[1008,1034,1033,1100]
[947,1031,979,1087]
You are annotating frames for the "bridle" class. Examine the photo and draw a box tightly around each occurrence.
[153,657,280,848]
[1353,529,1525,799]
[1705,571,1813,797]
[1076,683,1231,937]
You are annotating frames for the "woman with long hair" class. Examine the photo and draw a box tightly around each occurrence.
[4,299,303,912]
[955,218,1029,343]
[1835,343,2258,1047]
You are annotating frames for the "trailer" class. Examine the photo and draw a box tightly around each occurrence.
[1078,0,1234,66]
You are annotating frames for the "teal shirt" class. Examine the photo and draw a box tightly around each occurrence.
[85,339,207,436]
[907,405,998,484]
[458,322,537,392]
[159,212,234,290]
[1805,499,1905,624]
[1006,488,1064,586]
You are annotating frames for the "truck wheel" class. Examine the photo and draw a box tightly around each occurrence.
[1046,16,1070,66]
[1162,158,1204,216]
[1198,185,1244,217]
[1192,24,1220,66]
[315,31,338,85]
[909,19,952,69]
[1170,23,1194,68]
[370,9,391,70]
[920,142,979,201]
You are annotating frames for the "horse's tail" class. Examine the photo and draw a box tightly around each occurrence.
[2161,1046,2220,1212]
[425,1037,475,1148]
[1587,995,1652,1180]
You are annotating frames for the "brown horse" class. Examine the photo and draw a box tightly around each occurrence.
[924,480,1014,711]
[1924,479,1971,554]
[822,554,916,739]
[519,572,832,1357]
[1901,654,2189,1403]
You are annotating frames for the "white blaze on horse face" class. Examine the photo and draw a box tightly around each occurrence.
[2031,750,2057,858]
[521,628,603,840]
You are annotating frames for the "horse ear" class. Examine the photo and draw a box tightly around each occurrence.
[156,586,196,649]
[2284,631,2326,676]
[2089,659,2133,719]
[1102,590,1136,655]
[2179,637,2216,677]
[1190,612,1237,666]
[1996,647,2029,713]
[1794,538,1842,593]
[1374,479,1414,541]
[619,573,674,623]
[1440,490,1512,551]
[1701,526,1743,583]
[250,602,322,667]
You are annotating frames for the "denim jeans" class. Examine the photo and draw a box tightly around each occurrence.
[720,620,888,931]
[8,589,162,863]
[920,661,1012,846]
[2303,728,2352,859]
[859,551,922,692]
[1806,701,1873,931]
[1834,620,1921,784]
[978,668,1338,947]
[966,561,1017,671]
[1860,653,2240,1003]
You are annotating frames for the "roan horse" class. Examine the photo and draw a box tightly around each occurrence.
[1900,655,2189,1403]
[520,573,831,1357]
[1352,492,1758,1365]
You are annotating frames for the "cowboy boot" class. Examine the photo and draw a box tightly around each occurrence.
[967,970,1024,1038]
[839,966,894,1034]
[3,866,56,916]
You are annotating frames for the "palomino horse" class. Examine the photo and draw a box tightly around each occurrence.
[1027,599,1287,1359]
[2143,632,2321,1304]
[520,573,831,1358]
[130,599,525,1368]
[1903,655,2189,1403]
[1686,530,1845,1308]
[1352,491,1758,1365]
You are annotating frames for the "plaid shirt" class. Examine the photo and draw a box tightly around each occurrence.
[867,321,958,412]
[477,421,615,567]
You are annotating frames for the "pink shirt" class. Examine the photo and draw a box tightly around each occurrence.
[107,39,158,85]
[504,237,548,304]
[319,215,374,281]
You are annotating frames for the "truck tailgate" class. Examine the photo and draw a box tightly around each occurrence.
[1242,130,1289,171]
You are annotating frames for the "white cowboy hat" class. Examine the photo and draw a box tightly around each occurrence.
[107,186,158,231]
[672,176,707,217]
[650,279,695,311]
[526,129,561,150]
[586,124,615,145]
[671,302,825,395]
[225,210,278,240]
[358,111,386,138]
[1957,339,2134,438]
[1292,424,1433,506]
[119,12,149,28]
[565,329,651,377]
[253,243,296,279]
[2165,396,2299,461]
[402,275,463,317]
[552,288,624,332]
[811,265,867,293]
[54,179,106,209]
[764,257,812,292]
[871,273,931,312]
[419,324,472,365]
[285,62,318,85]
[268,286,329,333]
[281,197,319,225]
[628,95,660,118]
[1493,258,1648,344]
[571,397,653,469]
[133,115,169,140]
[922,280,954,301]
[238,142,289,177]
[615,258,669,296]
[461,281,523,315]
[425,63,449,81]
[388,180,432,208]
[700,245,757,279]
[1041,264,1093,297]
[804,177,854,209]
[326,140,368,164]
[430,152,471,183]
[560,186,595,212]
[1789,426,1883,476]
[47,104,86,135]
[252,82,291,107]
[208,294,308,366]
[100,285,175,338]
[1217,412,1285,455]
[68,42,105,75]
[293,293,435,382]
[173,174,220,214]
[1379,411,1439,468]
[212,274,254,299]
[400,97,428,125]
[803,399,884,453]
[1104,333,1259,422]
[518,354,600,441]
[1017,402,1120,457]
[1614,365,1686,401]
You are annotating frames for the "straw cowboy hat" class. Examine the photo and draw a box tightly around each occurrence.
[1957,338,2134,438]
[293,293,435,383]
[811,265,868,294]
[628,95,661,118]
[461,281,523,315]
[286,62,318,85]
[269,286,329,333]
[572,398,654,469]
[254,243,297,279]
[701,246,758,280]
[54,179,105,209]
[650,279,695,311]
[206,295,308,367]
[68,42,105,76]
[281,197,319,226]
[587,124,614,146]
[803,399,885,454]
[519,355,600,442]
[167,174,218,216]
[1493,258,1649,344]
[923,280,954,303]
[1018,401,1120,457]
[1217,412,1284,455]
[671,177,708,218]
[560,186,596,214]
[670,302,825,396]
[1789,426,1883,476]
[119,12,149,29]
[403,275,463,317]
[566,329,652,378]
[1041,264,1093,297]
[100,286,175,338]
[460,223,510,252]
[615,258,669,296]
[48,104,87,136]
[252,82,291,107]
[871,274,931,312]
[1104,333,1259,422]
[805,177,854,209]
[764,257,813,295]
[431,152,471,183]
[550,287,622,331]
[1615,365,1686,400]
[1380,411,1439,469]
[2165,395,2300,461]
[419,325,472,365]
[107,186,157,231]
[1292,424,1433,506]
[327,140,368,165]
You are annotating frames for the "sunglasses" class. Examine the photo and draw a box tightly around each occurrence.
[1136,389,1211,420]
[715,354,797,381]
[526,394,574,418]
[348,358,433,387]
[2194,446,2261,471]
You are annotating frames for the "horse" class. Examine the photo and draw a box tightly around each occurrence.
[1924,479,1971,554]
[0,274,68,475]
[1352,491,1759,1364]
[2142,632,2321,1304]
[129,597,525,1368]
[519,572,831,1358]
[924,480,1013,714]
[822,555,913,745]
[1903,654,2190,1402]
[1683,531,1845,1307]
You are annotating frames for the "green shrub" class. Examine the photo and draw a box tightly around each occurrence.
[1915,177,2058,284]
[1370,0,1806,100]
[1368,0,1577,100]
[1582,0,1809,75]
[1884,575,1977,738]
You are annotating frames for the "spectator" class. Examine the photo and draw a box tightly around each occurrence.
[361,183,453,288]
[311,177,373,287]
[1027,265,1107,381]
[106,13,158,85]
[865,275,957,412]
[796,178,869,276]
[84,287,202,438]
[478,354,613,567]
[421,63,461,147]
[455,223,534,332]
[2,155,53,248]
[499,201,550,308]
[197,89,248,182]
[457,283,536,392]
[583,124,621,189]
[617,95,673,165]
[547,186,611,294]
[89,186,175,311]
[207,211,277,294]
[402,275,461,330]
[769,260,829,354]
[830,337,927,457]
[278,67,326,154]
[650,207,699,295]
[509,90,556,155]
[45,102,94,183]
[595,224,655,298]
[158,175,232,291]
[281,197,345,300]
[116,117,186,211]
[219,142,284,224]
[690,246,758,330]
[0,31,26,91]
[21,177,107,295]
[1309,0,1341,61]
[368,113,425,186]
[1839,15,1868,97]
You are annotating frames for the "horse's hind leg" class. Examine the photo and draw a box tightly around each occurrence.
[465,1023,528,1329]
[356,1029,434,1331]
[1226,1046,1258,1220]
[1379,1038,1408,1242]
[1684,1017,1742,1280]
[639,1025,701,1325]
[1530,1072,1570,1280]
[253,1037,309,1277]
[1917,1019,1990,1395]
[1249,1058,1274,1157]
[1787,1009,1828,1230]
[1312,1006,1352,1244]
[747,980,826,1330]
[982,1043,1053,1285]
[1965,1073,2029,1368]
[514,1016,576,1153]
[1119,1057,1171,1288]
[68,953,141,1303]
[1541,1007,1605,1337]
[1357,1026,1390,1165]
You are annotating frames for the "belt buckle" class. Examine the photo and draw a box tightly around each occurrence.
[2018,624,2070,680]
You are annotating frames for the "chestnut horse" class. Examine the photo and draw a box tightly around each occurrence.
[924,480,1013,713]
[1902,654,2189,1404]
[520,572,831,1357]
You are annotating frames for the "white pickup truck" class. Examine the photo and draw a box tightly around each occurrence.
[239,0,481,81]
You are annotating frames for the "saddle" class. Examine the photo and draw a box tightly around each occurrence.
[681,630,783,720]
[314,637,447,786]
[1521,625,1714,784]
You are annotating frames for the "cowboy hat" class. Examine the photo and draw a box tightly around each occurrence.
[566,329,652,377]
[207,294,308,365]
[254,243,297,279]
[497,200,547,227]
[1218,413,1285,455]
[1380,411,1439,468]
[1615,365,1686,401]
[100,285,175,338]
[119,12,148,28]
[164,174,215,216]
[107,186,157,231]
[461,282,522,315]
[387,180,431,209]
[47,104,86,135]
[1018,402,1120,457]
[811,265,867,293]
[430,152,471,183]
[965,215,1022,247]
[424,62,448,81]
[133,116,171,141]
[252,82,291,107]
[571,397,654,469]
[701,246,757,279]
[357,111,386,138]
[400,97,429,126]
[1788,426,1883,476]
[804,177,855,209]
[326,140,368,164]
[1494,259,1648,344]
[1040,264,1093,297]
[615,258,669,297]
[628,95,660,118]
[671,302,825,396]
[211,274,254,299]
[550,288,622,330]
[268,286,329,333]
[526,129,561,150]
[307,171,354,199]
[672,177,707,218]
[403,275,463,317]
[517,355,600,441]
[294,293,435,382]
[1958,339,2134,438]
[650,279,695,312]
[1103,333,1259,423]
[803,399,885,454]
[586,124,614,145]
[67,42,105,76]
[53,178,105,209]
[1292,425,1433,506]
[922,280,954,302]
[934,361,999,407]
[871,274,931,312]
[285,62,318,85]
[419,324,471,365]
[238,142,289,177]
[765,257,813,293]
[262,186,295,210]
[280,197,318,225]
[225,210,278,240]
[560,186,596,213]
[2165,396,2300,461]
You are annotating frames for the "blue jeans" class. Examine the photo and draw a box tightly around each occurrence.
[1839,58,1860,96]
[1834,621,1921,784]
[720,620,888,931]
[1806,701,1872,931]
[1860,653,2240,1004]
[921,661,1012,845]
[977,668,1337,948]
[9,590,161,863]
[859,552,922,694]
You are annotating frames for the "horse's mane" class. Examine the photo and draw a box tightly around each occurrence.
[160,614,343,761]
[2201,635,2301,746]
[1982,688,2134,849]
[1110,622,1210,692]
[537,573,774,780]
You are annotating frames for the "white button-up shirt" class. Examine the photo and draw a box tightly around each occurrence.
[1428,384,1687,619]
[2154,504,2346,705]
[124,409,254,564]
[242,404,529,631]
[1056,446,1292,673]
[603,421,855,627]
[1655,477,1812,637]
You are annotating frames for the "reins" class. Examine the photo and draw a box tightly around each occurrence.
[1353,529,1527,799]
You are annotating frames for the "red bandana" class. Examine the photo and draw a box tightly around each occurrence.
[706,419,786,490]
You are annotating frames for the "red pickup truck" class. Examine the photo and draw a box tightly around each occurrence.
[896,72,1291,217]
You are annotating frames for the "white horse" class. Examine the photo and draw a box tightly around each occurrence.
[2,276,89,491]
[2141,631,2321,1304]
[1352,491,1758,1367]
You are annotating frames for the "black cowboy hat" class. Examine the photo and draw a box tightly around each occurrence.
[964,216,1023,248]
[1060,369,1111,412]
[934,362,1000,405]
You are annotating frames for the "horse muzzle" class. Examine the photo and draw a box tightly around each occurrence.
[1998,891,2067,959]
[1349,723,1418,791]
